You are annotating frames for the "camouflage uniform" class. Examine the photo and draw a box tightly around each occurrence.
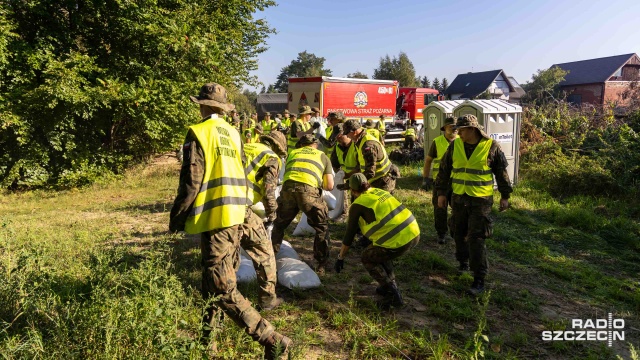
[240,208,278,307]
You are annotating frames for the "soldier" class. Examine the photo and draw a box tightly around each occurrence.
[334,173,420,310]
[271,134,335,274]
[287,106,318,155]
[261,112,275,134]
[436,115,512,296]
[169,83,291,358]
[330,123,358,221]
[364,119,383,143]
[318,111,346,156]
[377,114,387,143]
[281,109,291,129]
[242,131,288,311]
[401,120,417,150]
[310,107,325,125]
[343,119,398,193]
[422,117,458,244]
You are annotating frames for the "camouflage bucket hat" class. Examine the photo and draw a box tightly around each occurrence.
[342,119,362,134]
[264,112,271,117]
[254,123,264,134]
[311,107,320,114]
[259,131,287,157]
[298,105,313,115]
[283,109,290,114]
[327,111,346,123]
[364,119,374,128]
[190,83,235,111]
[275,113,282,119]
[296,134,318,148]
[440,117,456,131]
[349,173,368,191]
[454,115,489,139]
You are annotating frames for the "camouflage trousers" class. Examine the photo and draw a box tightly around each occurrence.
[200,225,275,345]
[361,237,419,287]
[451,194,493,279]
[370,173,396,194]
[432,188,454,237]
[404,137,416,150]
[240,208,278,308]
[271,181,330,264]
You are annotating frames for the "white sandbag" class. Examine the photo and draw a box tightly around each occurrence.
[276,258,322,289]
[292,213,315,236]
[275,240,300,260]
[250,202,266,219]
[236,253,256,283]
[328,170,346,220]
[322,190,336,210]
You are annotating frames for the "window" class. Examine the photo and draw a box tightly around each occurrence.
[424,94,437,105]
[567,94,582,105]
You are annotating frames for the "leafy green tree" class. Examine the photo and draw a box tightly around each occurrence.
[346,71,368,79]
[522,66,569,105]
[273,51,332,93]
[432,78,441,93]
[0,0,275,188]
[441,78,449,93]
[230,88,257,115]
[373,52,418,87]
[420,76,431,88]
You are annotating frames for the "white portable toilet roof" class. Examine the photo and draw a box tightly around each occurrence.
[424,100,466,113]
[457,99,522,113]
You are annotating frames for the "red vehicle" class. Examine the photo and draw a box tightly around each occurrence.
[287,77,398,120]
[398,87,442,122]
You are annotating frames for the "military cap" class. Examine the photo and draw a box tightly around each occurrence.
[283,109,290,114]
[342,119,362,134]
[290,113,297,119]
[349,173,369,191]
[275,113,282,119]
[298,105,313,115]
[364,119,374,128]
[190,83,235,111]
[441,117,456,131]
[264,112,271,116]
[327,111,346,123]
[454,115,489,139]
[254,123,264,134]
[311,107,320,114]
[296,134,318,148]
[379,114,386,119]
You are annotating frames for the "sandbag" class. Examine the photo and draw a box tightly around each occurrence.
[328,170,345,220]
[236,253,256,283]
[251,202,266,219]
[322,191,336,210]
[292,213,315,236]
[276,258,322,289]
[275,240,300,260]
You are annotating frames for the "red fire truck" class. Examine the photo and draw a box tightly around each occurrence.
[398,87,441,122]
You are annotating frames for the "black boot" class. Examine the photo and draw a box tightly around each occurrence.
[377,282,404,310]
[467,277,485,297]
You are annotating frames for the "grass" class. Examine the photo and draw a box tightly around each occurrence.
[1,154,639,359]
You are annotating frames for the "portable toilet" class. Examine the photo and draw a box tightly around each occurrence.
[423,100,464,160]
[453,99,522,185]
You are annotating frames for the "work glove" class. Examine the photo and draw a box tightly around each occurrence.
[421,178,433,191]
[336,183,349,191]
[311,122,321,129]
[334,259,344,273]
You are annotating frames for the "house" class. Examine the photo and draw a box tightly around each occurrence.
[444,70,525,103]
[552,53,640,106]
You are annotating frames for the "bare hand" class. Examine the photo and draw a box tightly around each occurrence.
[499,198,509,212]
[437,195,447,209]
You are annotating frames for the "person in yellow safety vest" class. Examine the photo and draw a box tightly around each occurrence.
[243,123,263,144]
[169,83,291,358]
[287,105,317,154]
[435,115,512,297]
[242,131,288,311]
[329,123,358,222]
[280,109,291,129]
[318,111,346,156]
[334,173,420,310]
[377,114,387,143]
[422,117,458,244]
[364,119,383,143]
[401,120,417,150]
[343,119,399,193]
[261,112,275,134]
[271,134,335,275]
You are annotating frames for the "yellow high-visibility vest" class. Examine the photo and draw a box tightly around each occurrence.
[283,146,326,188]
[403,128,416,137]
[324,125,335,156]
[451,138,494,197]
[185,118,247,234]
[244,143,282,204]
[287,119,311,152]
[261,119,275,134]
[336,143,358,173]
[431,135,457,180]
[366,128,382,143]
[353,188,420,249]
[356,133,391,182]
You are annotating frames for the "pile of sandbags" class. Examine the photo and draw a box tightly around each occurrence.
[389,146,424,164]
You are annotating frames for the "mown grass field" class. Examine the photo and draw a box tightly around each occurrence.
[1,153,639,359]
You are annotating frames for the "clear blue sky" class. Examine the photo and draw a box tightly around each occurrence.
[247,0,640,90]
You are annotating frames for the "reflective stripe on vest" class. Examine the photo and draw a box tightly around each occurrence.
[336,143,358,173]
[287,119,311,151]
[324,126,334,156]
[283,147,326,188]
[185,118,247,234]
[244,143,282,205]
[261,120,275,134]
[356,133,391,182]
[431,135,454,179]
[353,188,420,249]
[451,138,494,197]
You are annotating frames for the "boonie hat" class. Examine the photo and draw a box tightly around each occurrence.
[298,105,313,115]
[327,111,346,123]
[296,134,318,148]
[364,119,374,128]
[454,115,489,139]
[259,131,287,157]
[349,173,368,191]
[342,119,362,134]
[441,117,456,131]
[190,83,235,111]
[311,107,320,114]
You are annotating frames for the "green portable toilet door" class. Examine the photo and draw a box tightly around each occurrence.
[423,107,442,160]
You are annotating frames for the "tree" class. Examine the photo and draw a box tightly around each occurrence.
[432,78,441,93]
[441,78,449,93]
[346,71,368,79]
[420,76,431,88]
[0,0,276,188]
[272,51,332,93]
[372,52,418,87]
[231,89,258,115]
[521,66,569,105]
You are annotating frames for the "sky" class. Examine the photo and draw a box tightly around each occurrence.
[247,0,640,90]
